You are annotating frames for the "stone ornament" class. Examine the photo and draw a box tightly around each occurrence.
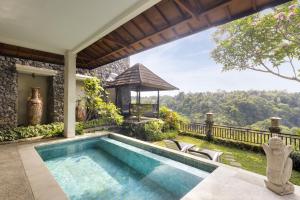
[263,137,294,195]
[27,87,43,125]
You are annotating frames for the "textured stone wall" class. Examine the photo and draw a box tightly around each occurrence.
[0,57,18,129]
[0,56,130,130]
[76,57,130,81]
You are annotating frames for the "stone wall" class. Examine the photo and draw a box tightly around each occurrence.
[0,57,18,129]
[0,56,129,130]
[76,57,130,81]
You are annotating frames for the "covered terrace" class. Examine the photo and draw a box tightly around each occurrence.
[0,0,290,138]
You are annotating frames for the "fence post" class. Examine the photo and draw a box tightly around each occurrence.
[205,113,214,141]
[269,117,281,137]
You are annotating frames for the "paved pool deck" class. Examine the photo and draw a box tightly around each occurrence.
[0,132,299,200]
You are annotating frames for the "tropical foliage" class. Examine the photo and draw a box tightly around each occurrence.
[159,106,189,131]
[0,122,84,142]
[83,77,123,125]
[122,119,178,141]
[212,1,300,83]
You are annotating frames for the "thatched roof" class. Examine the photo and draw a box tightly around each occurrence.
[106,63,178,91]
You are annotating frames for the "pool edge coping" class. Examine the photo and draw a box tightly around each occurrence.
[18,132,300,200]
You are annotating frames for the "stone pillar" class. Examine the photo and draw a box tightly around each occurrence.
[205,112,214,141]
[269,117,281,137]
[64,51,76,138]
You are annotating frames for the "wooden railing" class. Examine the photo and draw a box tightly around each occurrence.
[180,123,300,151]
[129,103,158,117]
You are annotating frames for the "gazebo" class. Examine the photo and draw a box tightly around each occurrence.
[106,63,178,120]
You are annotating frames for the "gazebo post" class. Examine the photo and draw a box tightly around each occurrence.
[157,90,160,118]
[137,87,141,122]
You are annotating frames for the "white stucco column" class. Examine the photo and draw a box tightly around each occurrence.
[64,51,76,138]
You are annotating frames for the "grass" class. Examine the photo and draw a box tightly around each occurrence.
[153,135,300,186]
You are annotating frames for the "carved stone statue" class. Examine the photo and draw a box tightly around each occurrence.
[262,137,294,195]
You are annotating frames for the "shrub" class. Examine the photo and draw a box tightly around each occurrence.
[291,151,300,171]
[122,119,178,141]
[159,106,188,131]
[144,119,164,141]
[83,77,123,125]
[0,120,107,142]
[0,122,64,142]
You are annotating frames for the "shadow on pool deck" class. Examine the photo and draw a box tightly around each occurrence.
[0,143,34,200]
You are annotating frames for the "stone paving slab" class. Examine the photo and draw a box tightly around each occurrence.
[230,161,242,168]
[223,155,234,159]
[0,144,34,200]
[225,158,236,162]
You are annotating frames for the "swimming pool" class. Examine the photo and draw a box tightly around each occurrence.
[36,136,214,200]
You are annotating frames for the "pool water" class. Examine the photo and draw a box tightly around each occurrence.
[36,137,210,200]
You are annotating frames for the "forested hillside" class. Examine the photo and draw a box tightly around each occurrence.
[141,91,300,134]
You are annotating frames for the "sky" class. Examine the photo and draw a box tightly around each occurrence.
[130,28,300,96]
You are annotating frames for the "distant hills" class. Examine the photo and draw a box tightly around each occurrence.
[141,91,300,135]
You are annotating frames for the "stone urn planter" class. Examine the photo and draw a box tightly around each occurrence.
[27,87,43,125]
[76,99,86,122]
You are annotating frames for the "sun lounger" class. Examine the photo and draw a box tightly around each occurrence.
[163,139,223,162]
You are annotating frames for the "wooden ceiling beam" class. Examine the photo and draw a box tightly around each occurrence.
[131,20,146,36]
[154,5,170,26]
[141,13,158,32]
[252,0,257,11]
[198,0,232,17]
[112,31,131,47]
[224,5,232,20]
[87,0,235,66]
[103,37,127,48]
[93,42,108,54]
[121,26,137,41]
[173,0,186,17]
[79,49,96,60]
[141,13,168,42]
[148,38,156,45]
[174,0,199,20]
[101,40,114,52]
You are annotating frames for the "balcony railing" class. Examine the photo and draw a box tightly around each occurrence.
[180,122,300,151]
[129,103,158,118]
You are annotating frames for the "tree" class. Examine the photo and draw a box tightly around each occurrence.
[211,1,300,82]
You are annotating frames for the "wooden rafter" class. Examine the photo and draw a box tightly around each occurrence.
[224,5,232,20]
[131,20,146,36]
[87,0,233,66]
[154,5,170,25]
[103,37,126,48]
[121,26,137,41]
[0,0,289,68]
[252,0,257,10]
[141,13,158,32]
[174,0,199,20]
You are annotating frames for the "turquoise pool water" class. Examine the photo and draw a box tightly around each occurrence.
[36,137,210,200]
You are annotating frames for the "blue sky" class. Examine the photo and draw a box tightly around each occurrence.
[130,28,300,96]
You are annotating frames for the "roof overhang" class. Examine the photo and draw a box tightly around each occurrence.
[0,0,291,68]
[0,0,159,54]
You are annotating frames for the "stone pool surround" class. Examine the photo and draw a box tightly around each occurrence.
[9,133,300,200]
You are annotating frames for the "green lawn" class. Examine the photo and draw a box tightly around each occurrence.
[153,135,300,186]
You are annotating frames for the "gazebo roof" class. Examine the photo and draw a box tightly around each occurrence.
[106,63,178,91]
